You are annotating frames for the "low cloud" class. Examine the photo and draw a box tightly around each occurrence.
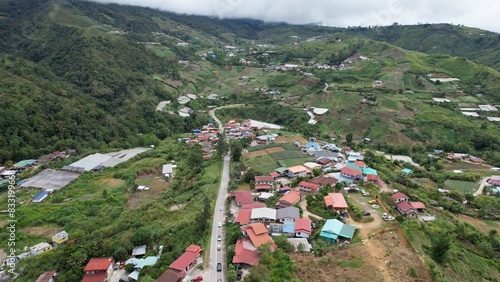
[92,0,500,32]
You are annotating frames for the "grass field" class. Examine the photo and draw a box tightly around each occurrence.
[271,150,308,160]
[443,180,479,193]
[278,157,313,167]
[244,154,280,173]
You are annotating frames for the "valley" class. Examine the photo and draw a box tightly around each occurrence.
[0,0,499,282]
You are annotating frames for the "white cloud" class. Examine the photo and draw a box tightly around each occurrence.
[92,0,500,32]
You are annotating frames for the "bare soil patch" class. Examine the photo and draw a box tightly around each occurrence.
[443,162,492,172]
[292,231,431,282]
[126,174,170,208]
[241,67,252,76]
[265,147,285,154]
[297,78,318,87]
[21,226,63,239]
[243,150,269,159]
[100,178,125,188]
[458,214,500,233]
[275,135,308,145]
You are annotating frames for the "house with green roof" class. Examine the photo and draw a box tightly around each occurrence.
[320,219,356,243]
[402,168,413,174]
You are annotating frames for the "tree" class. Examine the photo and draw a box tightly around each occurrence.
[430,232,451,264]
[312,167,321,177]
[227,264,237,282]
[346,132,353,145]
[230,142,243,162]
[216,133,229,158]
[274,234,294,253]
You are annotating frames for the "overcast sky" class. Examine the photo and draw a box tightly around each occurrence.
[93,0,500,33]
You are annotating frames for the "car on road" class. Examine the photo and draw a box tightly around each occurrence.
[217,263,222,272]
[217,235,221,241]
[218,222,222,227]
[363,211,371,216]
[191,276,203,282]
[220,206,223,211]
[217,244,221,251]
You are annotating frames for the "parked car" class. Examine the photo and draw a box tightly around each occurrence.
[217,235,221,241]
[119,261,125,269]
[191,276,203,282]
[217,263,222,272]
[368,200,378,204]
[363,211,371,216]
[311,222,316,229]
[385,216,395,221]
[382,212,388,219]
[371,204,379,209]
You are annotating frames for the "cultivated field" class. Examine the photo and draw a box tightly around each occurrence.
[443,180,479,193]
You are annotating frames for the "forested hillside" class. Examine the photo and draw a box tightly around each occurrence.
[0,0,499,165]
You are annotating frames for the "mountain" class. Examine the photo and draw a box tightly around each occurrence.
[343,24,500,72]
[0,0,499,166]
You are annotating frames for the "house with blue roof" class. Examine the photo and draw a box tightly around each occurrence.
[305,142,321,151]
[126,256,159,281]
[362,168,377,176]
[282,222,296,237]
[32,191,49,203]
[320,219,356,243]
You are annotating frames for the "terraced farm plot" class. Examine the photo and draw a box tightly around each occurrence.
[244,154,280,174]
[271,150,307,160]
[246,143,283,152]
[243,149,270,159]
[279,157,314,167]
[444,180,479,193]
[265,147,286,154]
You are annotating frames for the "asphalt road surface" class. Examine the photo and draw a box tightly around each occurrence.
[205,106,237,282]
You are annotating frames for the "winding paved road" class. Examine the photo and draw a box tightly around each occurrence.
[204,105,243,282]
[474,177,492,197]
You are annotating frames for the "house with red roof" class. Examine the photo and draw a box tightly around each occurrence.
[489,175,500,186]
[294,218,312,238]
[277,191,301,208]
[255,175,274,191]
[309,176,337,188]
[284,165,309,178]
[241,202,266,210]
[235,209,252,225]
[298,181,320,193]
[242,223,274,248]
[168,245,202,278]
[231,191,254,206]
[233,238,260,266]
[82,257,114,282]
[156,269,181,282]
[354,161,366,168]
[391,192,410,203]
[366,174,381,185]
[324,193,349,212]
[396,201,417,218]
[269,171,281,179]
[35,270,56,282]
[316,158,332,166]
[340,167,363,180]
